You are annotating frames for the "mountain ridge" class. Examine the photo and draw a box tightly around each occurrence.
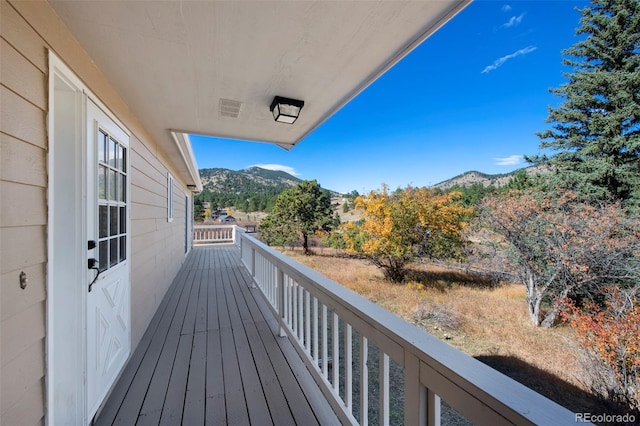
[197,164,547,197]
[199,167,303,194]
[433,165,547,190]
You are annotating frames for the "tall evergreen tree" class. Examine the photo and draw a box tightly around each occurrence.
[529,0,640,204]
[259,180,335,254]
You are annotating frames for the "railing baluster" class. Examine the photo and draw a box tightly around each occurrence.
[427,389,441,426]
[261,257,266,295]
[273,265,277,305]
[345,323,352,411]
[298,285,304,343]
[380,352,390,426]
[277,266,285,337]
[262,257,268,297]
[405,352,427,425]
[288,276,293,327]
[313,297,319,363]
[269,261,272,302]
[322,304,328,379]
[272,264,277,305]
[251,246,256,279]
[360,335,368,425]
[287,278,291,327]
[305,291,311,353]
[292,282,298,336]
[332,311,339,395]
[282,273,288,325]
[269,263,274,303]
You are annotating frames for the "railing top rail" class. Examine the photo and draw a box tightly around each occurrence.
[239,232,578,425]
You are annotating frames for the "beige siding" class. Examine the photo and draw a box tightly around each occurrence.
[0,181,47,228]
[1,0,194,422]
[1,379,45,426]
[0,1,47,73]
[1,39,47,108]
[0,2,49,423]
[1,341,45,415]
[1,133,48,187]
[0,85,47,148]
[129,131,189,340]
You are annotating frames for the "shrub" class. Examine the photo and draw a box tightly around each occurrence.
[560,287,640,413]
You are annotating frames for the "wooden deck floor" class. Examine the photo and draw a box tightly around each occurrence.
[95,245,339,425]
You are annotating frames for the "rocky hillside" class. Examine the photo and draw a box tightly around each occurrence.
[434,165,548,190]
[199,166,302,193]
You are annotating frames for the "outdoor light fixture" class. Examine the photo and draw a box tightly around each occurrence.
[270,96,304,124]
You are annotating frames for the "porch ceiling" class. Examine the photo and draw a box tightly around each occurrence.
[49,0,469,186]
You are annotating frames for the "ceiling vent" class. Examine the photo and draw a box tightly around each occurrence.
[219,98,242,118]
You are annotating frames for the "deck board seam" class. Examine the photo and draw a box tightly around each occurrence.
[228,253,323,425]
[232,249,339,425]
[97,252,199,425]
[96,246,340,426]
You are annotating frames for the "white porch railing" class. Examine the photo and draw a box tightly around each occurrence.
[237,232,583,426]
[193,224,244,245]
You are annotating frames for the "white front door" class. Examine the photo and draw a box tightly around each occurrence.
[86,100,131,419]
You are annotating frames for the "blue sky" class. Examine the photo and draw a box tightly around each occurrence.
[191,0,589,194]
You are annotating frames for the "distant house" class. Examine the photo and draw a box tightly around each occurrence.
[219,215,237,223]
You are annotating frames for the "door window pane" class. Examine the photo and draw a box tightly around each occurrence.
[99,205,108,238]
[99,240,108,271]
[109,170,117,200]
[99,131,107,163]
[119,174,126,202]
[119,236,126,262]
[115,173,121,202]
[109,138,117,168]
[109,238,118,267]
[117,144,125,171]
[110,206,118,236]
[98,166,107,200]
[119,207,126,234]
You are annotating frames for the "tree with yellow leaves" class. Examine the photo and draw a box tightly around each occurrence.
[343,185,470,283]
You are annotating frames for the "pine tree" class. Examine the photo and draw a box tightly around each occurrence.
[529,0,640,204]
[259,180,335,254]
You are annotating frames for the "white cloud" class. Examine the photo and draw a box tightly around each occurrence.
[481,45,537,74]
[494,155,523,166]
[502,5,512,12]
[249,163,300,176]
[502,13,525,28]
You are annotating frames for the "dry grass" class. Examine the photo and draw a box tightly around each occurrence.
[284,249,605,414]
[227,209,267,224]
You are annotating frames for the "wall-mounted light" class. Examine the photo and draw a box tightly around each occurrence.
[270,96,304,124]
[187,184,197,190]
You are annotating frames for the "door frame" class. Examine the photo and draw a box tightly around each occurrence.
[47,51,132,425]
